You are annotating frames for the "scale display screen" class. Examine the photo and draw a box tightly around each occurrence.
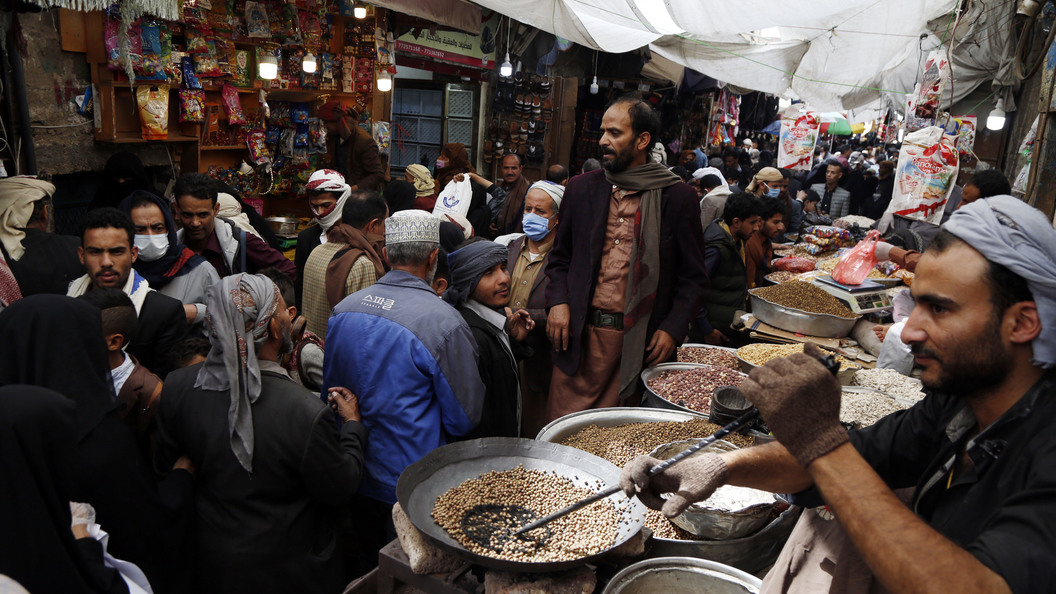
[813,275,893,314]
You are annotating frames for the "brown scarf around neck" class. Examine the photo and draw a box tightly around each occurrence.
[324,223,387,309]
[496,174,531,234]
[603,162,681,401]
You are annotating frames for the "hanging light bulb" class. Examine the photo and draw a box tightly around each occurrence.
[353,3,367,18]
[590,75,599,95]
[986,98,1006,131]
[258,53,278,80]
[376,71,392,92]
[499,52,513,78]
[302,52,317,73]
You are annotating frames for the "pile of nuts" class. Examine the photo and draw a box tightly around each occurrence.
[765,271,799,284]
[559,419,753,541]
[853,368,925,402]
[677,346,740,370]
[840,389,910,427]
[432,465,623,562]
[646,367,747,414]
[753,281,857,318]
[737,343,858,370]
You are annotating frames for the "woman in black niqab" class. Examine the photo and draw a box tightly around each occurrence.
[0,385,131,593]
[90,151,154,211]
[0,295,192,593]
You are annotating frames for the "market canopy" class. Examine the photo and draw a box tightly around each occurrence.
[469,0,1019,114]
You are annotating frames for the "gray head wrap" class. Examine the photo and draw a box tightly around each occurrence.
[527,180,564,209]
[195,273,281,472]
[442,241,509,307]
[944,195,1056,369]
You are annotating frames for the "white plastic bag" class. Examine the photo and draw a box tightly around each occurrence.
[886,126,958,224]
[777,104,820,171]
[432,177,473,220]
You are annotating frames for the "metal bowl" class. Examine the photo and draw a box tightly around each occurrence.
[265,216,299,235]
[640,363,747,417]
[676,343,742,370]
[536,408,703,443]
[396,437,647,572]
[649,440,777,540]
[748,289,860,338]
[603,557,762,594]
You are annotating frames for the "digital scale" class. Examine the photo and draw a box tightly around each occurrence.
[813,275,893,314]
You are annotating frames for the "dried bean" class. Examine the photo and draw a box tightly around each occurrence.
[753,281,857,318]
[677,346,740,370]
[647,368,747,414]
[737,343,859,370]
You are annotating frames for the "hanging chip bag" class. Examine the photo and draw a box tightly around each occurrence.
[179,89,205,122]
[221,84,246,125]
[137,85,169,140]
[778,104,820,171]
[887,125,959,224]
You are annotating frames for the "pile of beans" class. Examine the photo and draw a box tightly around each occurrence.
[677,346,740,370]
[737,343,858,370]
[646,367,747,414]
[559,419,753,541]
[432,465,623,562]
[852,368,925,402]
[753,281,857,318]
[840,389,910,427]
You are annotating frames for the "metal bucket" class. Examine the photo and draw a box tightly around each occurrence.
[603,557,762,594]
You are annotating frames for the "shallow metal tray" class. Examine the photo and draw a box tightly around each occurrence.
[396,437,647,572]
[748,289,860,338]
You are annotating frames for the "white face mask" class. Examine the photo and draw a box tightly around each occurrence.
[134,234,169,262]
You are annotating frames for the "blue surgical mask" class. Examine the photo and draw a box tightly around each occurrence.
[521,212,553,241]
[765,186,781,198]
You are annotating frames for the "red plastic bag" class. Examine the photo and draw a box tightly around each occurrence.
[773,257,815,273]
[832,230,881,285]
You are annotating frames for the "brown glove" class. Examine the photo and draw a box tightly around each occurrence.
[740,342,847,468]
[620,453,729,518]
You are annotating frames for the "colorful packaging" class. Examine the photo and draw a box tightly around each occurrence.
[247,130,270,164]
[948,115,977,159]
[290,102,309,124]
[265,125,282,145]
[137,85,169,140]
[179,89,205,122]
[245,1,271,38]
[221,84,246,125]
[233,49,252,87]
[181,57,202,89]
[906,51,951,132]
[888,125,959,224]
[308,118,327,154]
[777,104,820,171]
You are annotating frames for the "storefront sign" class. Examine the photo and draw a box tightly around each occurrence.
[395,11,499,70]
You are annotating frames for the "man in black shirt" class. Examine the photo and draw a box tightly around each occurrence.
[623,195,1056,593]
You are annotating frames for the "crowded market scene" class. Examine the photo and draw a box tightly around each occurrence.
[2,0,1056,591]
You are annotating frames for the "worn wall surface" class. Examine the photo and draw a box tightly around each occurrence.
[17,11,169,176]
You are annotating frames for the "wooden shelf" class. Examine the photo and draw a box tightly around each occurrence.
[100,134,200,143]
[201,145,247,151]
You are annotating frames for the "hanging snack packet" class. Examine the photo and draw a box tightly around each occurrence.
[195,42,224,78]
[179,89,206,122]
[181,57,202,89]
[186,28,209,54]
[247,130,271,164]
[887,126,959,224]
[294,124,309,148]
[906,51,950,132]
[778,104,820,171]
[290,102,309,124]
[265,125,282,145]
[308,118,327,153]
[221,84,246,125]
[137,85,169,140]
[245,1,271,38]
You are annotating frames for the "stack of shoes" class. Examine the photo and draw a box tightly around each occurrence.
[485,71,554,166]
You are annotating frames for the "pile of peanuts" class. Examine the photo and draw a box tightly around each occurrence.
[676,346,740,370]
[432,465,623,562]
[647,367,747,414]
[737,343,858,370]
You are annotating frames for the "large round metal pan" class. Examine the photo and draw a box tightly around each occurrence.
[748,289,860,338]
[640,363,747,417]
[396,437,648,572]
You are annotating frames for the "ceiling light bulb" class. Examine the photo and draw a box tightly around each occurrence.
[590,75,599,94]
[986,99,1006,131]
[258,54,278,80]
[353,3,367,18]
[377,71,392,92]
[499,53,513,77]
[302,52,317,73]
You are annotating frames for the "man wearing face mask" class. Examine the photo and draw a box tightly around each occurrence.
[506,180,563,435]
[119,191,220,326]
[294,169,355,306]
[747,167,795,243]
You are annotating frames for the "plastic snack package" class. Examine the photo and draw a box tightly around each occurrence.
[778,104,820,171]
[137,85,169,140]
[887,126,958,224]
[179,89,205,122]
[221,84,246,125]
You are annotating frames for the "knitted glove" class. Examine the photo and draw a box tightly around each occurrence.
[740,342,847,468]
[620,453,729,518]
[874,241,894,262]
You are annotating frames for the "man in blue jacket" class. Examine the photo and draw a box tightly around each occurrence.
[322,209,484,575]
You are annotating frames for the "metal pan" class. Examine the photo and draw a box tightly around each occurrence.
[640,363,747,417]
[396,437,648,572]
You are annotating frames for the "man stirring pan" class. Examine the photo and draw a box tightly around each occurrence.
[624,195,1056,593]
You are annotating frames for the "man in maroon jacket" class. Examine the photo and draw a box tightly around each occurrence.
[543,95,708,421]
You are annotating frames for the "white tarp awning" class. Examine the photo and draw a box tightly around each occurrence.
[470,0,1020,114]
[372,0,483,34]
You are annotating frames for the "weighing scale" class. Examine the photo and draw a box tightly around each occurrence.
[813,275,893,314]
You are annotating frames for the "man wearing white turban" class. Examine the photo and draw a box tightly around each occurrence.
[624,195,1056,593]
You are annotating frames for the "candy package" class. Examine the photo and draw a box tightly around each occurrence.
[803,226,850,242]
[245,1,271,38]
[948,115,977,160]
[290,102,309,124]
[308,118,327,153]
[186,28,209,54]
[221,84,246,125]
[777,104,820,171]
[137,85,169,140]
[294,124,309,147]
[195,42,224,78]
[888,125,958,224]
[279,128,295,157]
[233,49,252,87]
[265,125,281,145]
[181,57,202,89]
[179,89,205,122]
[906,51,950,132]
[271,102,291,126]
[247,130,270,164]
